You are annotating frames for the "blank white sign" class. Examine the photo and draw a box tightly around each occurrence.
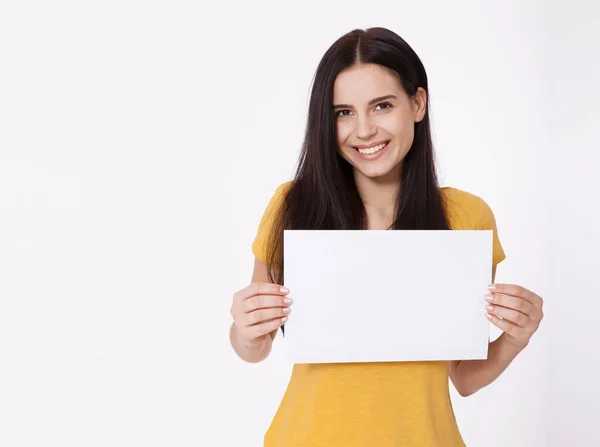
[283,230,493,364]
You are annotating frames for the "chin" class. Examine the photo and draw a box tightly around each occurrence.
[344,154,402,179]
[355,165,399,179]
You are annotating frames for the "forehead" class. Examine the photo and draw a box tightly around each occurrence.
[333,63,402,102]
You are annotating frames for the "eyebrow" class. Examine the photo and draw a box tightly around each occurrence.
[333,94,397,110]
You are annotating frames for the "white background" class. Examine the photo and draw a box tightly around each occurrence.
[0,1,597,446]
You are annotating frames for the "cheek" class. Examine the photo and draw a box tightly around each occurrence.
[335,121,353,146]
[379,114,413,144]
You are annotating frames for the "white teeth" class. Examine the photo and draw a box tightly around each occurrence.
[356,142,387,155]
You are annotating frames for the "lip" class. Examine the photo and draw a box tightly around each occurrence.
[352,140,390,150]
[353,141,390,161]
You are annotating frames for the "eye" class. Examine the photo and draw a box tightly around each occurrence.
[375,102,393,111]
[335,109,351,118]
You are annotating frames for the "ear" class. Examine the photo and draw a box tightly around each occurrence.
[413,87,427,123]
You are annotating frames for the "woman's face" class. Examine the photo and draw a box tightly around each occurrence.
[333,63,426,180]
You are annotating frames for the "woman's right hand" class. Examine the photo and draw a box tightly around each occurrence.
[230,283,292,348]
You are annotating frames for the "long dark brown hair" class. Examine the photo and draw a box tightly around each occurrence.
[265,27,450,333]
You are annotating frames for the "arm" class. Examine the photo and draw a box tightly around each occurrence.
[449,266,544,397]
[449,267,515,396]
[448,332,523,397]
[230,323,274,363]
[230,257,285,363]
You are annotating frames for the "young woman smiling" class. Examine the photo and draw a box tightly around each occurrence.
[229,27,544,446]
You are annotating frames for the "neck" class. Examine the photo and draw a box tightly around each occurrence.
[353,165,402,226]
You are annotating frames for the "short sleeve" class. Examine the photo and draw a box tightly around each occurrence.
[251,182,291,264]
[477,197,506,266]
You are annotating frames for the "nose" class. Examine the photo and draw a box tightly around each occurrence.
[355,114,377,140]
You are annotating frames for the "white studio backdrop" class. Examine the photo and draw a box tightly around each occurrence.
[0,1,597,446]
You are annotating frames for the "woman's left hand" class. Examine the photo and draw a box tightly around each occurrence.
[485,284,544,350]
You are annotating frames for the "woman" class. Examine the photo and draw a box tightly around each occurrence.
[229,27,544,446]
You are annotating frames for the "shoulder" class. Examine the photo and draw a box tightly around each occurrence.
[273,180,294,196]
[441,186,484,208]
[252,181,295,262]
[257,180,294,222]
[263,181,294,210]
[440,186,493,230]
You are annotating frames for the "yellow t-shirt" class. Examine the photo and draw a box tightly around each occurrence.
[252,181,506,447]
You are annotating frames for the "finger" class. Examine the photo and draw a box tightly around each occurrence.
[486,304,529,328]
[490,284,542,306]
[244,294,292,313]
[486,312,523,338]
[234,283,289,303]
[243,307,291,327]
[248,316,288,340]
[486,293,532,316]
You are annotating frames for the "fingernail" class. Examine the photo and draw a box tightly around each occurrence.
[486,313,492,320]
[488,284,496,291]
[282,307,291,314]
[283,297,293,304]
[281,317,288,323]
[486,305,494,312]
[280,287,290,294]
[484,295,493,303]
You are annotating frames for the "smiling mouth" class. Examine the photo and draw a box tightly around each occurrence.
[353,141,390,155]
